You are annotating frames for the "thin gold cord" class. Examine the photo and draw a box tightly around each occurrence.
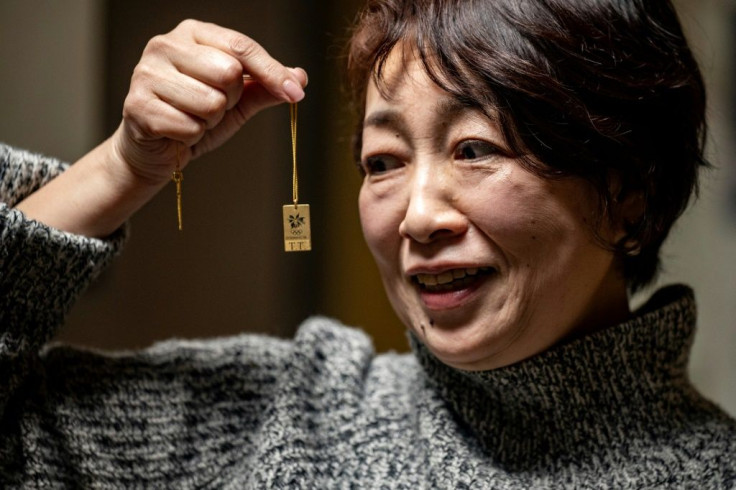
[290,103,298,208]
[172,145,183,231]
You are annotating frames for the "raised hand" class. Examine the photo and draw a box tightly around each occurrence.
[116,19,307,184]
[17,20,307,238]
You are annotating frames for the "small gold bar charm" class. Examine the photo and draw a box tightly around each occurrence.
[282,204,311,252]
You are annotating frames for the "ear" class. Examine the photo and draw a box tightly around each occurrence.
[611,190,645,254]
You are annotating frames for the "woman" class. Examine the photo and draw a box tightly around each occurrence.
[2,0,734,487]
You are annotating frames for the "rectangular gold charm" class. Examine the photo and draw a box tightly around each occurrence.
[282,204,311,252]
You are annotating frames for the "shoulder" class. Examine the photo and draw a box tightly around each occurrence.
[287,316,420,394]
[43,330,296,382]
[681,403,736,481]
[42,318,403,381]
[289,316,384,380]
[641,396,736,487]
[292,316,377,366]
[293,316,418,367]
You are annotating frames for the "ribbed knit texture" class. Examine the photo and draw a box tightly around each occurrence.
[1,143,735,488]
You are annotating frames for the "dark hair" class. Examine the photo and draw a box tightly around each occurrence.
[346,0,707,292]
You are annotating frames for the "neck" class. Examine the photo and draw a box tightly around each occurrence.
[412,285,697,470]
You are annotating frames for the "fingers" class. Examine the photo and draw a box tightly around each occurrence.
[189,79,289,157]
[163,37,246,113]
[127,20,307,137]
[154,68,230,130]
[183,19,305,103]
[119,19,309,179]
[123,94,205,145]
[189,66,308,158]
[238,66,308,118]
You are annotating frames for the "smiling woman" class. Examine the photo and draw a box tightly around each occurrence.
[1,0,735,488]
[359,53,628,370]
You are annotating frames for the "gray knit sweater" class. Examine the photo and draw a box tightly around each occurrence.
[1,142,735,488]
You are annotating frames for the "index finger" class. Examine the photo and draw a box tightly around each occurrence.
[185,20,305,103]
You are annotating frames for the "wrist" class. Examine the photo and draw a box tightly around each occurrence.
[16,136,169,239]
[107,124,178,188]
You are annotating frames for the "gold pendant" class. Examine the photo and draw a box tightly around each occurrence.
[283,204,311,252]
[282,103,311,252]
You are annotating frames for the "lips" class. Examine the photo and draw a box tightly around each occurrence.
[409,266,495,312]
[413,267,494,292]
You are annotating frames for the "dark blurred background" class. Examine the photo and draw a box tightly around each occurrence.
[0,0,734,416]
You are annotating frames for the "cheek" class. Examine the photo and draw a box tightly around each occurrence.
[359,183,424,328]
[358,183,403,268]
[467,175,592,263]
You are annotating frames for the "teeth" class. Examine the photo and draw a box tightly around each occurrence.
[418,274,438,286]
[452,269,466,279]
[415,267,490,287]
[437,272,454,284]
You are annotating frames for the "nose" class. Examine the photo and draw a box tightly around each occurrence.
[398,164,467,244]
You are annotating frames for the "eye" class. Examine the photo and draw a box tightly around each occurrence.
[453,140,500,161]
[361,154,403,175]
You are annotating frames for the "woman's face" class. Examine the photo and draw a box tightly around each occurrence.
[358,54,629,371]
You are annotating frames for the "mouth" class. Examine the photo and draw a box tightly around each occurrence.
[412,267,495,292]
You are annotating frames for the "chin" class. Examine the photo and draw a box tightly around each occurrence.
[418,325,512,371]
[417,310,555,371]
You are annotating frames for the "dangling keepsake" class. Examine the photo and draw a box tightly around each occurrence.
[283,103,311,252]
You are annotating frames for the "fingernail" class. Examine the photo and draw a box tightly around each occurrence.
[283,79,305,102]
[289,67,308,87]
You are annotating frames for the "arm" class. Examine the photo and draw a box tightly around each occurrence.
[0,144,129,447]
[15,19,307,239]
[0,20,307,471]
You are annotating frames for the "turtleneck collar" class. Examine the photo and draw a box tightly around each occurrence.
[411,285,699,469]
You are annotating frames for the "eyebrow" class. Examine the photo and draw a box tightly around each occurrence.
[433,98,472,121]
[364,98,471,126]
[363,110,410,135]
[363,97,486,132]
[362,99,498,153]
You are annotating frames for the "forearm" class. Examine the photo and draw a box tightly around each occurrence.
[15,21,306,239]
[0,143,127,350]
[15,131,166,238]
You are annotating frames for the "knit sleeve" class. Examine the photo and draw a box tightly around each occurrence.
[0,143,301,487]
[3,319,370,487]
[0,143,126,426]
[18,333,294,487]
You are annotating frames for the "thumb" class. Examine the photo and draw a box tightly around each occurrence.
[191,67,308,158]
[239,67,307,120]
